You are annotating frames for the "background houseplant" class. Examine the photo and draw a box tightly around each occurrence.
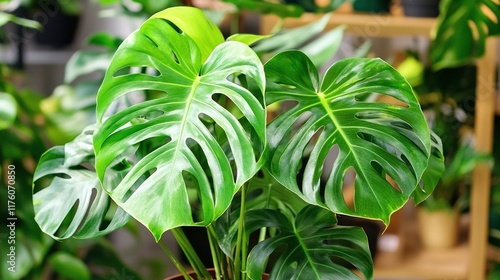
[31,6,444,280]
[397,50,493,250]
[0,8,141,280]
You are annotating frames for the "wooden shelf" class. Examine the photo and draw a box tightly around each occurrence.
[261,3,497,280]
[375,244,469,279]
[260,3,437,37]
[374,212,470,279]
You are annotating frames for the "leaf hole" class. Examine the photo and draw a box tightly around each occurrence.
[121,167,157,204]
[182,170,204,223]
[342,167,356,212]
[59,199,80,236]
[113,66,132,78]
[279,84,297,90]
[373,94,409,108]
[164,19,183,34]
[171,51,180,64]
[112,66,160,78]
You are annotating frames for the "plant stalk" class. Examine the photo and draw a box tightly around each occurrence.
[234,183,248,280]
[171,228,211,279]
[159,239,193,280]
[207,225,223,279]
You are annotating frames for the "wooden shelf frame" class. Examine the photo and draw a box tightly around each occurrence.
[261,5,498,280]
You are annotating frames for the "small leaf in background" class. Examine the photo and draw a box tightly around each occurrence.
[301,25,345,68]
[33,126,130,240]
[65,51,114,84]
[0,92,17,130]
[227,33,271,46]
[253,13,331,54]
[430,0,500,69]
[48,252,91,280]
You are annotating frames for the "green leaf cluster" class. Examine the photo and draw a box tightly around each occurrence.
[32,6,444,280]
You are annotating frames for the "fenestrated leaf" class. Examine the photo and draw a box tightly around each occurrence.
[152,6,224,63]
[65,51,114,84]
[265,51,432,225]
[430,0,500,69]
[246,205,373,280]
[93,9,266,241]
[33,126,130,240]
[412,130,445,204]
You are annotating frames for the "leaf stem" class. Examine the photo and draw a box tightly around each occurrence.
[171,228,211,279]
[158,239,193,280]
[207,225,223,279]
[234,183,248,280]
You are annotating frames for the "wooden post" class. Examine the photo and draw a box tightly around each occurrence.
[469,37,497,280]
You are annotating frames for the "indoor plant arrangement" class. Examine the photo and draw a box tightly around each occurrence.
[32,6,444,280]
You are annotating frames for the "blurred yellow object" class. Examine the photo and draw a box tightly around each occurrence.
[396,55,424,87]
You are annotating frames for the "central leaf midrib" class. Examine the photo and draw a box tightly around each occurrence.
[316,91,381,210]
[173,76,201,163]
[294,229,321,279]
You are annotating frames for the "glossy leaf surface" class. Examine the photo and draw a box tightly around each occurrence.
[94,10,266,241]
[265,51,432,225]
[33,126,130,240]
[246,206,373,280]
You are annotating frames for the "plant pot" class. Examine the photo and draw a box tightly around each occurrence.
[352,0,391,13]
[401,0,440,18]
[164,268,269,280]
[32,0,80,48]
[417,207,459,250]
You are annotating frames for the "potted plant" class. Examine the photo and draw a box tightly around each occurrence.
[32,6,443,280]
[417,133,492,249]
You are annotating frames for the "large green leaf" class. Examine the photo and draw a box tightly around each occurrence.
[246,205,373,280]
[265,51,432,225]
[33,126,130,240]
[430,0,500,69]
[93,9,266,241]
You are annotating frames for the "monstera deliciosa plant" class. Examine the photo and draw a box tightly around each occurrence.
[32,6,444,280]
